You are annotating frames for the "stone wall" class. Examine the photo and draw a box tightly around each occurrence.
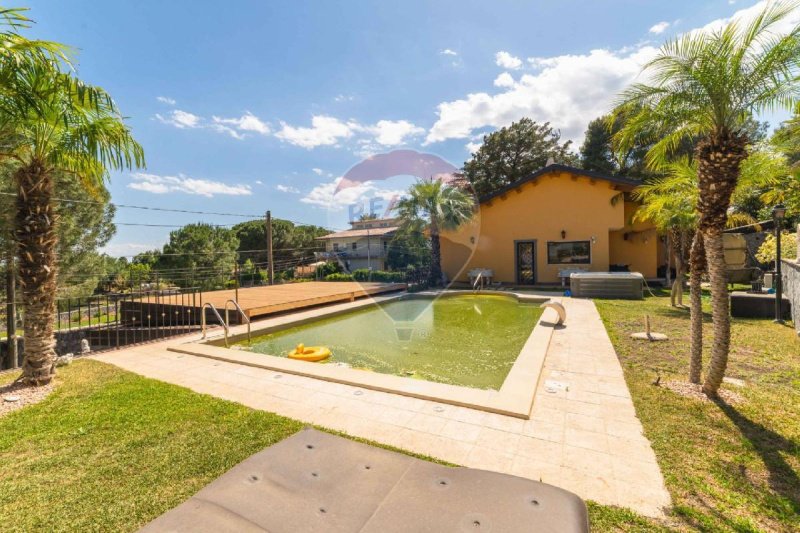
[783,259,800,335]
[783,224,800,334]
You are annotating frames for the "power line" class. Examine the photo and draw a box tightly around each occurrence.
[0,191,263,218]
[0,191,345,231]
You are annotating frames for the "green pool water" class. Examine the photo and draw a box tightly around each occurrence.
[238,294,543,390]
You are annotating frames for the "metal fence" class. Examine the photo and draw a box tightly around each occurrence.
[2,287,203,369]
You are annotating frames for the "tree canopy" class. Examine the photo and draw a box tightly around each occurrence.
[462,118,577,197]
[157,224,239,290]
[232,218,328,272]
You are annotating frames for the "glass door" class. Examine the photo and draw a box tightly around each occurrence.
[516,241,536,285]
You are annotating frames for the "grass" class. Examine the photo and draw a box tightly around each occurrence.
[595,289,800,532]
[0,360,304,532]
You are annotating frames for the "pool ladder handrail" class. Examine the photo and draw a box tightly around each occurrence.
[224,299,251,346]
[473,271,485,293]
[201,302,229,345]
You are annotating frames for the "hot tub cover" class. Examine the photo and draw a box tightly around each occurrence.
[139,427,588,533]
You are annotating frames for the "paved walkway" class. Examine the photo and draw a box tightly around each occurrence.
[92,297,670,517]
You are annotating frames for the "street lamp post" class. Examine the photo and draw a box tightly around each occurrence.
[773,204,786,323]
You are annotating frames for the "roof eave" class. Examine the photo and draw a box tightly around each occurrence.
[478,164,641,204]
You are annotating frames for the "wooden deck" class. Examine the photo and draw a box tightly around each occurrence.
[198,282,405,321]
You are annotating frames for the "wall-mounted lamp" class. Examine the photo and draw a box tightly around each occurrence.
[469,236,476,244]
[591,236,597,245]
[561,230,566,240]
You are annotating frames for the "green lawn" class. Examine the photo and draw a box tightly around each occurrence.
[0,361,304,532]
[595,290,800,532]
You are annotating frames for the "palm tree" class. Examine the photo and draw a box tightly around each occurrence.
[396,180,474,286]
[632,159,705,381]
[0,60,144,384]
[633,159,698,307]
[633,147,790,383]
[614,1,800,396]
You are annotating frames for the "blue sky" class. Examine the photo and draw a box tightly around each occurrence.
[21,0,797,256]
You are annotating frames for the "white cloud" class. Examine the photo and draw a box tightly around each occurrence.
[275,115,358,148]
[649,21,670,34]
[101,242,157,257]
[465,140,482,154]
[367,120,425,146]
[156,96,176,105]
[699,0,800,36]
[465,134,485,154]
[334,94,355,102]
[276,184,300,194]
[211,112,270,139]
[426,0,800,148]
[312,168,324,175]
[155,109,201,129]
[255,179,263,185]
[493,72,515,88]
[440,48,458,56]
[128,172,252,197]
[495,51,522,70]
[301,176,404,211]
[427,46,657,145]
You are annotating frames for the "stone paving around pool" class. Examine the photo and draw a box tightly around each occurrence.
[92,296,671,518]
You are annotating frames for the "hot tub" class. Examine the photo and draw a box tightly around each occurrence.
[569,272,644,299]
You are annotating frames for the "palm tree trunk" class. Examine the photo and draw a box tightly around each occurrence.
[695,131,747,396]
[14,162,59,385]
[669,228,683,307]
[429,223,442,287]
[702,229,730,395]
[689,231,705,384]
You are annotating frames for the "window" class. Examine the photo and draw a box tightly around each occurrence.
[383,240,388,251]
[547,241,591,264]
[352,242,357,250]
[332,242,339,252]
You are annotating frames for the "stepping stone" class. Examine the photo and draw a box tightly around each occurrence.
[630,332,668,341]
[3,395,21,403]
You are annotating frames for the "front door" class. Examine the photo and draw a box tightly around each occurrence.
[516,241,536,285]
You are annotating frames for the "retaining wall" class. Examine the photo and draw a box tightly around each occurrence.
[783,259,800,335]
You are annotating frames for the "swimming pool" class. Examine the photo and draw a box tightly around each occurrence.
[236,294,543,390]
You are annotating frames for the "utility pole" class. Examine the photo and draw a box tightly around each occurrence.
[367,228,371,272]
[266,210,274,285]
[234,262,239,302]
[5,252,17,369]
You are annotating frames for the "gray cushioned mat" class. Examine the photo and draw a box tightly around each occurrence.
[139,427,588,532]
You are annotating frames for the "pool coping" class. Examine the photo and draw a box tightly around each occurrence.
[166,290,557,419]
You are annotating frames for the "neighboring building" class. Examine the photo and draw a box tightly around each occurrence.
[440,164,663,285]
[316,217,400,271]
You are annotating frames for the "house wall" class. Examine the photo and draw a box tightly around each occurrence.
[440,171,659,284]
[323,236,390,271]
[608,200,659,276]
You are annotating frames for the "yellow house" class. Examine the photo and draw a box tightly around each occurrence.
[440,164,662,285]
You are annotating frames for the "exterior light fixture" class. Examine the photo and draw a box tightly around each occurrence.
[772,204,786,323]
[561,230,566,239]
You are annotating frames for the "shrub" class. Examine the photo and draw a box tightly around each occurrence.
[756,231,797,266]
[315,261,342,278]
[351,269,406,282]
[323,273,354,281]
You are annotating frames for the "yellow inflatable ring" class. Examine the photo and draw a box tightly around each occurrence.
[287,343,331,362]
